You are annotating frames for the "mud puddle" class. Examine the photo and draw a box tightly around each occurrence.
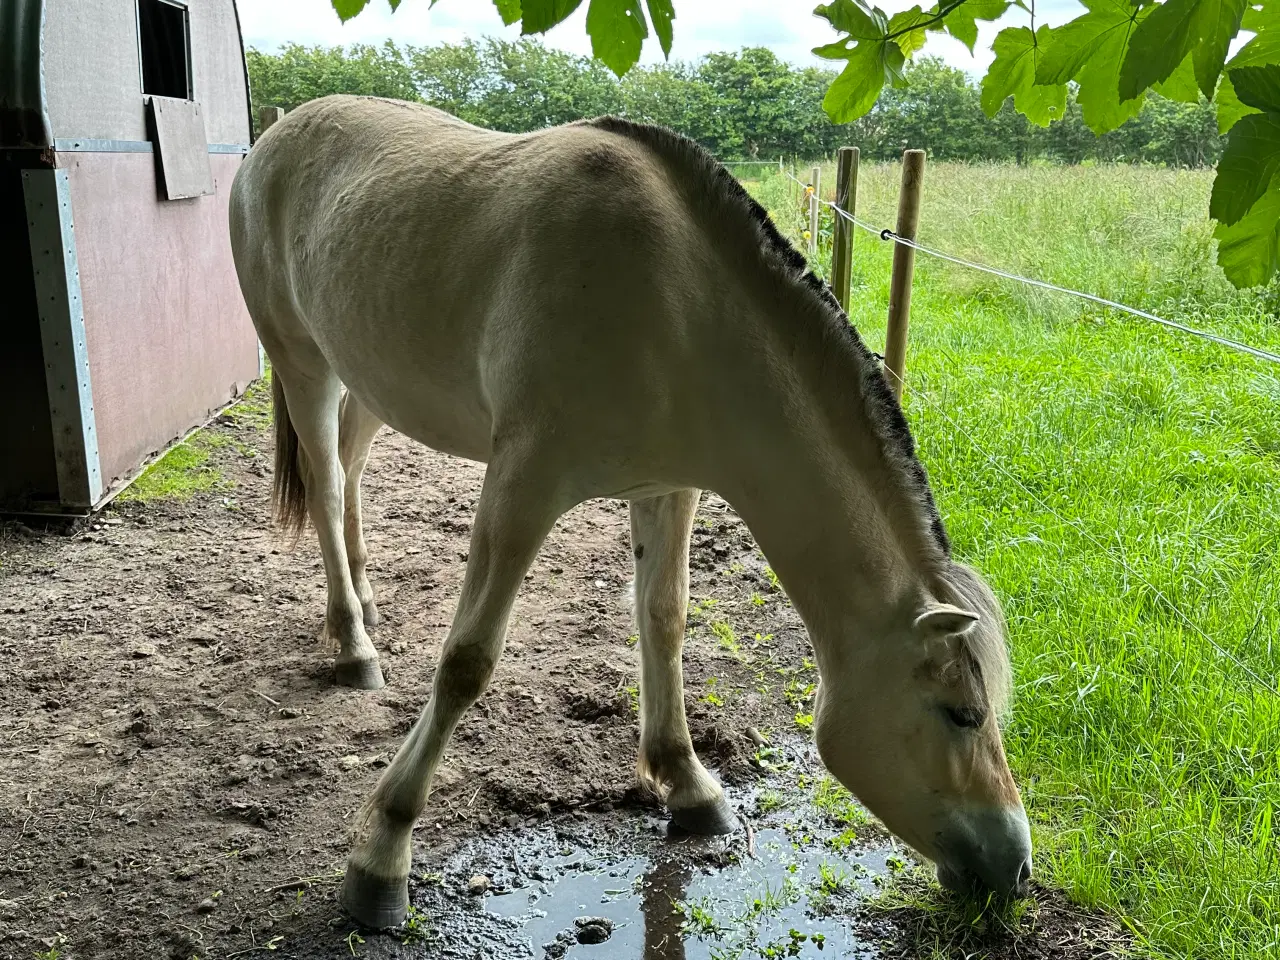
[402,742,903,959]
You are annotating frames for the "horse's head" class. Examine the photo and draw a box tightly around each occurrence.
[812,561,1031,898]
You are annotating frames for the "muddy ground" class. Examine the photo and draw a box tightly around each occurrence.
[0,392,1127,960]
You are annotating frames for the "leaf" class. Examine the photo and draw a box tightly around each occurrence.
[981,26,1067,127]
[1154,54,1201,103]
[1118,0,1202,100]
[888,6,932,57]
[1209,114,1280,225]
[1190,0,1247,97]
[331,0,370,21]
[647,0,674,57]
[1232,64,1280,113]
[1215,185,1280,287]
[521,0,585,35]
[943,0,1010,53]
[586,0,648,75]
[813,0,888,40]
[492,0,523,27]
[822,40,904,122]
[1217,30,1280,132]
[1035,0,1145,85]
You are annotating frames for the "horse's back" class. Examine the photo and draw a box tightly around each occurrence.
[231,96,712,477]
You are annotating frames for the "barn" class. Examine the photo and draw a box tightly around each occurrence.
[1,0,259,514]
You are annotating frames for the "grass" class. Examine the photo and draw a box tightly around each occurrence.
[116,378,271,502]
[751,163,1280,958]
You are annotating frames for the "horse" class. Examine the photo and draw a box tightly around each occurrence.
[228,95,1032,929]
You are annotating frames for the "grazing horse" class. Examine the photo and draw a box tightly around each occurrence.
[229,95,1032,928]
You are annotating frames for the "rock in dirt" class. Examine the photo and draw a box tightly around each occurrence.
[466,874,490,896]
[574,916,613,944]
[195,898,217,914]
[339,754,362,770]
[131,643,158,658]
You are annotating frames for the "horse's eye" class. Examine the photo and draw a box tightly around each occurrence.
[944,705,986,729]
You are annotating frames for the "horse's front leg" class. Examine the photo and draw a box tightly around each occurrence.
[342,451,564,928]
[631,490,737,835]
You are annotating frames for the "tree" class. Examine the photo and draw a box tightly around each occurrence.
[326,0,1280,288]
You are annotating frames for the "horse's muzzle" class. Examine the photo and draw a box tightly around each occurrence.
[935,806,1033,899]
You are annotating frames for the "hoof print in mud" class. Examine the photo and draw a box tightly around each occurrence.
[574,916,614,944]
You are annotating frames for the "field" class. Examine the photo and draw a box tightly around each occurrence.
[755,163,1280,958]
[1,162,1276,960]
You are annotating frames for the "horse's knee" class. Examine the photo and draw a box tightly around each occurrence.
[437,640,499,704]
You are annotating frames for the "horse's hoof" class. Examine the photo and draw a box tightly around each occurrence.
[335,657,386,690]
[669,795,738,836]
[342,863,407,929]
[363,602,380,629]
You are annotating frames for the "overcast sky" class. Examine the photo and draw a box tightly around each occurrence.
[239,0,1088,76]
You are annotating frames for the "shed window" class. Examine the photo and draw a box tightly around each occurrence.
[138,0,191,100]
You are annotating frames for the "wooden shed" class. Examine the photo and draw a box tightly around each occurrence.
[1,0,259,513]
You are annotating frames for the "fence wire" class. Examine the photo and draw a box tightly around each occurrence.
[781,169,1280,366]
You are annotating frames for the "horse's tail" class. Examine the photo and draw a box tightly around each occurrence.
[271,373,309,536]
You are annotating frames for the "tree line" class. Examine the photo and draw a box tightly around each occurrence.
[246,40,1221,167]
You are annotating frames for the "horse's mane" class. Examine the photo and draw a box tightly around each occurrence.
[583,116,951,564]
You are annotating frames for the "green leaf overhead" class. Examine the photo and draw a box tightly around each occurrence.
[492,0,523,26]
[942,0,1010,53]
[332,0,370,21]
[1214,184,1280,286]
[585,0,649,75]
[981,26,1068,127]
[1210,114,1280,225]
[822,39,905,122]
[887,6,933,57]
[647,0,675,57]
[1191,0,1247,96]
[813,0,888,38]
[522,0,586,34]
[1232,63,1280,113]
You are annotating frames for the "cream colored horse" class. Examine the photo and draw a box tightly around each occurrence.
[229,95,1032,929]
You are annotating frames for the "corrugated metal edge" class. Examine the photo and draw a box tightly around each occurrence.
[52,138,249,154]
[21,167,103,509]
[231,0,255,145]
[0,0,52,147]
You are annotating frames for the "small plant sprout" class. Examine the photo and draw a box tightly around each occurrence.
[702,676,725,707]
[345,929,365,956]
[793,711,813,730]
[710,620,740,654]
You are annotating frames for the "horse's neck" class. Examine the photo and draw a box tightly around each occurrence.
[705,296,932,670]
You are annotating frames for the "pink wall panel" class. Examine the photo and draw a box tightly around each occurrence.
[64,151,258,487]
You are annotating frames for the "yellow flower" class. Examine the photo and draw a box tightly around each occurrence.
[802,230,812,240]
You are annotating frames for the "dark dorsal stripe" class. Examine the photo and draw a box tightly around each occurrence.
[583,115,951,559]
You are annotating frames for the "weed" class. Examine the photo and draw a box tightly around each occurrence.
[757,790,784,813]
[710,620,740,654]
[702,676,725,708]
[792,712,813,730]
[401,904,431,945]
[344,930,365,956]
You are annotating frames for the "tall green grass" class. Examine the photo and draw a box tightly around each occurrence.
[755,164,1280,958]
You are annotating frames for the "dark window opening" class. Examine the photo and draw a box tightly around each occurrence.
[138,0,191,100]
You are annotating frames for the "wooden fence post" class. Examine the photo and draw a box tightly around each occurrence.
[808,164,821,255]
[258,106,284,135]
[883,149,925,400]
[830,146,859,311]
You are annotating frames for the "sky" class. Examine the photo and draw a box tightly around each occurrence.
[238,0,1089,76]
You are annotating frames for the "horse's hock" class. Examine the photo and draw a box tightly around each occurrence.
[1,0,259,515]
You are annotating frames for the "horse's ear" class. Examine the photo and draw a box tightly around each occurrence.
[914,604,980,637]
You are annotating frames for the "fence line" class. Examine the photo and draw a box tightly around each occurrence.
[780,169,1280,367]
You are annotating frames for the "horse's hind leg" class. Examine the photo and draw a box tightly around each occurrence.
[631,489,736,835]
[277,365,384,689]
[342,448,564,927]
[338,392,384,628]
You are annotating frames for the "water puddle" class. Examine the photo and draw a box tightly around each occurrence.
[405,743,905,959]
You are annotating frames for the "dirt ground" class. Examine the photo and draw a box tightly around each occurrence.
[0,397,1127,960]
